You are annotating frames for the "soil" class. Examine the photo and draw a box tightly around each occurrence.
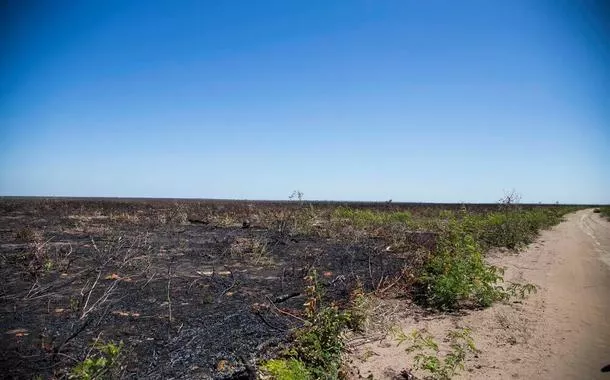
[350,209,610,379]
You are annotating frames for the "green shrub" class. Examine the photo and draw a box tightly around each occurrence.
[418,206,567,310]
[420,229,506,309]
[456,207,571,250]
[599,206,610,220]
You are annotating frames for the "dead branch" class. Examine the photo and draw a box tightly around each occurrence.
[265,295,307,324]
[80,269,119,320]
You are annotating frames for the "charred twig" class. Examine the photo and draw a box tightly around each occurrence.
[217,270,236,300]
[167,263,173,333]
[80,269,119,320]
[273,292,301,304]
[376,255,386,291]
[265,295,307,324]
[54,316,95,357]
[140,272,157,290]
[368,253,374,288]
[347,335,385,348]
[253,309,285,331]
[7,268,94,301]
[376,270,407,295]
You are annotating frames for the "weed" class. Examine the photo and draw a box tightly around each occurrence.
[275,191,320,236]
[332,207,412,229]
[109,212,141,224]
[43,259,54,272]
[289,271,361,379]
[166,203,189,225]
[502,282,537,299]
[265,270,364,379]
[69,296,80,312]
[15,227,38,243]
[230,237,270,263]
[70,340,124,380]
[261,359,311,380]
[395,328,478,380]
[251,238,269,263]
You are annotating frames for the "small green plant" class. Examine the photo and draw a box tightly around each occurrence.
[70,340,123,380]
[69,296,80,312]
[503,282,537,299]
[395,328,478,380]
[261,359,311,380]
[599,206,610,220]
[43,259,54,272]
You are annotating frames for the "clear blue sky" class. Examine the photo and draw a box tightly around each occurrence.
[1,1,608,203]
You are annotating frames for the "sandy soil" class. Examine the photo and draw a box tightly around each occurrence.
[351,209,610,379]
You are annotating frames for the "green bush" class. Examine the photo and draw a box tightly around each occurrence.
[420,229,506,309]
[418,206,569,310]
[455,207,571,250]
[261,359,311,380]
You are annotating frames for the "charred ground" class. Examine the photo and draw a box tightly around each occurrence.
[0,198,582,379]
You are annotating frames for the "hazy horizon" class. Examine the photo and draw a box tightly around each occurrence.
[2,1,609,203]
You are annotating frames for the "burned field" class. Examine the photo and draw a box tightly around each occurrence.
[0,199,438,379]
[0,198,577,379]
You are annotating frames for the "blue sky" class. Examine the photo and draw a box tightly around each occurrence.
[1,1,608,203]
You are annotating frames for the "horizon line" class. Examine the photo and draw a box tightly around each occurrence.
[0,195,604,206]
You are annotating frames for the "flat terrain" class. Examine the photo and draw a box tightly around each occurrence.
[1,199,604,379]
[352,209,610,379]
[0,199,416,379]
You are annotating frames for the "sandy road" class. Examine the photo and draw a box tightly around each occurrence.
[352,209,610,379]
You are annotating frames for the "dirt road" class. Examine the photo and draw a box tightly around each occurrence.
[352,209,610,379]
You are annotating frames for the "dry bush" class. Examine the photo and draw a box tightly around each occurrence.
[15,227,40,243]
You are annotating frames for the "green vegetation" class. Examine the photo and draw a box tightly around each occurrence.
[262,359,311,380]
[420,231,506,309]
[394,328,478,380]
[332,207,412,228]
[70,340,123,380]
[261,200,578,378]
[261,271,364,380]
[458,207,572,250]
[329,204,574,310]
[419,210,547,309]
